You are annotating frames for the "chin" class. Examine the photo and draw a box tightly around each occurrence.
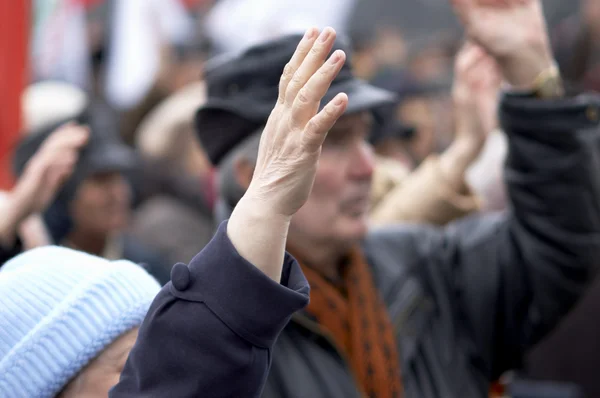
[338,214,369,241]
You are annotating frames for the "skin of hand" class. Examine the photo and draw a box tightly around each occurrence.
[450,0,556,90]
[227,27,349,282]
[439,41,503,192]
[0,123,89,247]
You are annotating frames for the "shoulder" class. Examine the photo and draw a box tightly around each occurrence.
[363,213,507,283]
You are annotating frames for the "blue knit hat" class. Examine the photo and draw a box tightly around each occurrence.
[0,246,161,398]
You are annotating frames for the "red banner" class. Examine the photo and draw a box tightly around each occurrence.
[0,0,29,190]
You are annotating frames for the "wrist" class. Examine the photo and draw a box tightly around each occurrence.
[448,136,485,164]
[234,194,293,227]
[5,188,33,226]
[227,194,292,283]
[499,42,556,90]
[0,190,31,247]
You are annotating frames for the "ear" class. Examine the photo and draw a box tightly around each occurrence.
[233,157,255,191]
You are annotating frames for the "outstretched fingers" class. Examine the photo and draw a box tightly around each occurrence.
[284,27,337,107]
[302,93,348,153]
[278,28,319,104]
[291,49,346,128]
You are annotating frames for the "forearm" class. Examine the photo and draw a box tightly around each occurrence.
[0,190,31,248]
[438,137,483,194]
[112,223,309,397]
[227,195,291,283]
[370,155,479,226]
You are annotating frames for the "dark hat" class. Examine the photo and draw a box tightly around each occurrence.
[369,104,416,145]
[12,103,137,243]
[370,67,451,101]
[195,33,396,166]
[13,105,137,193]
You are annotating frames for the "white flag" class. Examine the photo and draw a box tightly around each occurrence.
[104,0,193,110]
[31,0,91,89]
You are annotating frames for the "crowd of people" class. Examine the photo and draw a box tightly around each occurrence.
[1,0,600,397]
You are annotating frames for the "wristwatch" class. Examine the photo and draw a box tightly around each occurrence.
[530,64,565,99]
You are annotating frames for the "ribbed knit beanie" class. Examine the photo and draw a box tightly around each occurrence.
[0,246,161,398]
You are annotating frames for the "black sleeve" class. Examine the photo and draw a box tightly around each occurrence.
[110,222,310,398]
[428,93,600,380]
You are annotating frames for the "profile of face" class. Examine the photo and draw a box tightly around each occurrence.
[70,171,132,235]
[58,328,138,397]
[288,112,375,250]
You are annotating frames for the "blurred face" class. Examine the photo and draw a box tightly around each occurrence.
[70,171,131,235]
[58,328,138,397]
[289,112,375,251]
[398,97,436,163]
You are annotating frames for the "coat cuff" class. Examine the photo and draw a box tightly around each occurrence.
[171,221,309,349]
[500,92,600,145]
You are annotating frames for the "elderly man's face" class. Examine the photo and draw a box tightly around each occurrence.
[289,112,374,247]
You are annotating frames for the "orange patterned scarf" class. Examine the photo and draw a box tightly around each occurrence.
[295,247,403,398]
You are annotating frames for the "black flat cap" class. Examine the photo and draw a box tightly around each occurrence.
[195,33,396,166]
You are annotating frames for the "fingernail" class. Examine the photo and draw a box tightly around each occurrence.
[334,94,345,106]
[329,50,341,65]
[319,28,331,43]
[304,28,316,40]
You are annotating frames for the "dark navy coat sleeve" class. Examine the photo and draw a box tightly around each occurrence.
[110,221,310,398]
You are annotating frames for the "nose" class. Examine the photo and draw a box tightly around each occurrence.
[105,173,130,203]
[347,140,374,180]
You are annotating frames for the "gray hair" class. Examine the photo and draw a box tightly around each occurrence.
[218,129,263,208]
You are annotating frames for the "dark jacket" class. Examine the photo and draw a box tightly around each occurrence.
[111,222,310,398]
[112,92,600,398]
[525,274,600,397]
[259,93,600,398]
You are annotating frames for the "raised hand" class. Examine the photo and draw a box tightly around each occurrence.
[227,27,348,282]
[1,123,88,247]
[13,123,89,215]
[450,0,555,89]
[452,41,502,151]
[248,27,348,217]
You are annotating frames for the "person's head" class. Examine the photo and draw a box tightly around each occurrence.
[0,246,160,397]
[14,107,138,242]
[136,82,210,176]
[70,170,132,236]
[196,34,396,263]
[370,67,451,164]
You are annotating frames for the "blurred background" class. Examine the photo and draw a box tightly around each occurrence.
[0,0,591,190]
[2,2,600,396]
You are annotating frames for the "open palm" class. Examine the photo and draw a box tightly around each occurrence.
[450,0,554,88]
[452,0,546,56]
[15,124,89,215]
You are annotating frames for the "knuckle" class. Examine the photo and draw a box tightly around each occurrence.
[305,118,320,134]
[296,89,311,105]
[281,63,294,80]
[323,104,337,118]
[290,73,303,88]
[319,65,330,77]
